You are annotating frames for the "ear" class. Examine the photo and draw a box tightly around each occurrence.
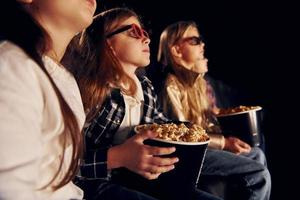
[106,40,116,56]
[16,0,33,3]
[170,45,182,58]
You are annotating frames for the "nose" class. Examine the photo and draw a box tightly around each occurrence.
[143,37,151,45]
[200,42,205,48]
[199,42,205,52]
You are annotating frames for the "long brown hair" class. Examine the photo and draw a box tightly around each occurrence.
[67,8,141,122]
[1,1,82,190]
[158,21,212,129]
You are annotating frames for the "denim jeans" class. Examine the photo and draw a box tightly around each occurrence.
[199,147,271,200]
[77,178,222,200]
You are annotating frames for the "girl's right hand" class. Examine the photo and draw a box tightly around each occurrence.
[108,130,179,180]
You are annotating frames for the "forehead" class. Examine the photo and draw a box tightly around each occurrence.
[182,26,200,38]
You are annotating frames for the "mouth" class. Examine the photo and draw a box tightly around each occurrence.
[142,49,150,53]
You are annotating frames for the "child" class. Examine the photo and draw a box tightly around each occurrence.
[68,7,221,200]
[157,20,271,200]
[0,0,96,199]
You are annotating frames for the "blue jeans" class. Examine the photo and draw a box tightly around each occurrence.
[199,147,271,200]
[76,179,222,200]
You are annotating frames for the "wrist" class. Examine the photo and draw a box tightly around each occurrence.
[220,135,225,150]
[107,145,122,169]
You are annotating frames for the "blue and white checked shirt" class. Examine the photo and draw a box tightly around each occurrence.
[79,75,169,181]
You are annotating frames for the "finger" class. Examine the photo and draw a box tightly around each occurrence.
[147,146,176,156]
[147,165,175,175]
[234,144,250,154]
[142,171,161,180]
[136,130,158,142]
[233,146,243,154]
[149,156,179,166]
[238,140,251,150]
[240,146,251,153]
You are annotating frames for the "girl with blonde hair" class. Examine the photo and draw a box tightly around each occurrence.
[158,20,271,200]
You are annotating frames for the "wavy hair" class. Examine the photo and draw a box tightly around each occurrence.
[158,21,212,129]
[67,8,141,122]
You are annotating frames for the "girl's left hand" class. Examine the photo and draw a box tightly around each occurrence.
[108,130,179,179]
[224,136,251,154]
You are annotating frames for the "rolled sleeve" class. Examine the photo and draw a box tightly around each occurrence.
[208,133,225,150]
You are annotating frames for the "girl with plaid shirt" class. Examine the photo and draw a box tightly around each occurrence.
[67,7,220,200]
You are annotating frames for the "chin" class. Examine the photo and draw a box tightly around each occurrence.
[81,12,94,27]
[141,60,150,67]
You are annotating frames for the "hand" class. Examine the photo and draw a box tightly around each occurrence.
[108,130,179,180]
[223,136,251,154]
[212,106,220,115]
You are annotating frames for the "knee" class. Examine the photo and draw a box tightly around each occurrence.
[255,166,272,190]
[263,167,271,187]
[251,147,268,166]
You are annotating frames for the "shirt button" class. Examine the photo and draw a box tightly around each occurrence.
[116,119,120,123]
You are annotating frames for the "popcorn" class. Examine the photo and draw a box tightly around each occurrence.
[135,123,209,142]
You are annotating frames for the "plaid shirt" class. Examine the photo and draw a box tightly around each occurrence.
[79,75,169,181]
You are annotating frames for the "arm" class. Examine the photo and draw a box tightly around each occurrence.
[108,130,178,180]
[81,117,178,180]
[152,90,170,123]
[80,102,116,180]
[0,49,44,199]
[141,75,169,123]
[208,130,251,153]
[207,134,225,150]
[80,146,111,180]
[206,123,250,152]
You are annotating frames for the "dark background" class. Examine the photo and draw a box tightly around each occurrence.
[97,0,297,199]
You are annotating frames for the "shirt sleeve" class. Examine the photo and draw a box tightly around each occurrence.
[79,110,114,180]
[0,52,44,199]
[80,147,110,180]
[152,92,170,123]
[207,133,225,150]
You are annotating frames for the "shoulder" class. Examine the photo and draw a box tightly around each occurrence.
[165,74,181,90]
[0,41,43,78]
[0,41,49,104]
[0,41,30,65]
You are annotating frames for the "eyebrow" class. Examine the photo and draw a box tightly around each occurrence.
[106,25,132,38]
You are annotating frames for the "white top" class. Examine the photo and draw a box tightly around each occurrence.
[0,41,85,200]
[113,75,144,145]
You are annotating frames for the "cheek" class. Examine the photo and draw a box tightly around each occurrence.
[183,49,198,62]
[112,42,130,57]
[114,43,138,62]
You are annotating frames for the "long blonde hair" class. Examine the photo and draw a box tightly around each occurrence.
[67,8,141,122]
[158,21,212,129]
